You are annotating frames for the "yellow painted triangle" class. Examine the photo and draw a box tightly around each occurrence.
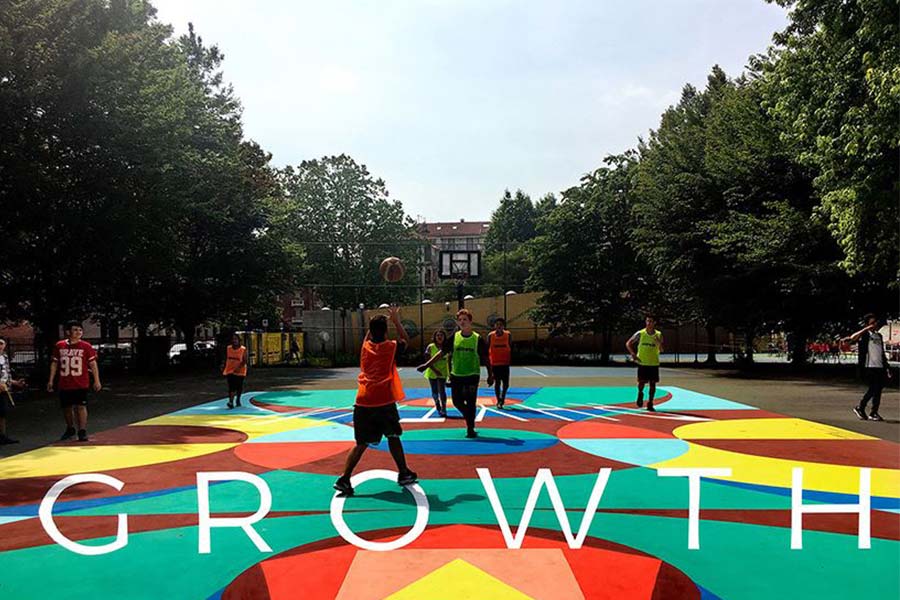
[385,558,534,600]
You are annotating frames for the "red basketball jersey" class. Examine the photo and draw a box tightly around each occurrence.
[53,340,97,390]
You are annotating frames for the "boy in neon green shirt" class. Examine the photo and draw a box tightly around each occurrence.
[626,315,663,411]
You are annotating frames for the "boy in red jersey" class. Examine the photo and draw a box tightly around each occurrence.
[47,321,102,442]
[334,305,417,496]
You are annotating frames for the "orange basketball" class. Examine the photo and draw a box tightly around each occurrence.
[379,256,405,282]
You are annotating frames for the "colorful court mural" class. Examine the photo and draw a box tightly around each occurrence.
[0,385,897,599]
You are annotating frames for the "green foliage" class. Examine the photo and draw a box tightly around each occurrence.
[0,1,298,348]
[483,189,537,254]
[280,155,421,310]
[760,0,900,279]
[528,153,648,361]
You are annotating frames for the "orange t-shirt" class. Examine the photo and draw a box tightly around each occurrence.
[489,331,511,366]
[356,339,404,407]
[223,345,248,376]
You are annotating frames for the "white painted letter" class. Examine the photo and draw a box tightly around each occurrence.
[477,467,611,549]
[197,471,272,554]
[657,467,732,549]
[39,474,128,555]
[791,467,870,549]
[330,469,429,551]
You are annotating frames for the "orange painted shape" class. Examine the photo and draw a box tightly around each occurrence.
[233,441,353,469]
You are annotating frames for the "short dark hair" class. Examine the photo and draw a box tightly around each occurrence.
[494,317,506,326]
[863,313,877,323]
[64,320,83,331]
[645,314,657,322]
[369,314,388,338]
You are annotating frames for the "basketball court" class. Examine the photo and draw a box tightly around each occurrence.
[0,375,896,599]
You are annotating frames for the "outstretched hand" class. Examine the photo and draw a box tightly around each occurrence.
[388,304,401,320]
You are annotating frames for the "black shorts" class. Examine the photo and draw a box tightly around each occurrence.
[637,365,660,383]
[0,393,10,417]
[60,389,88,408]
[353,403,402,445]
[492,365,510,385]
[226,374,245,393]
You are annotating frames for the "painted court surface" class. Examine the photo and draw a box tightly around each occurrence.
[0,384,897,599]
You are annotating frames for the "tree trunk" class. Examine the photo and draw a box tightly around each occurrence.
[178,322,197,364]
[599,328,612,365]
[788,328,808,368]
[705,324,717,364]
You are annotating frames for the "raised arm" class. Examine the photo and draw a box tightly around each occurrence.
[389,305,409,345]
[842,323,876,344]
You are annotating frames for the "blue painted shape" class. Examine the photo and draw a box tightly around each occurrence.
[698,584,724,600]
[562,438,690,466]
[659,386,755,411]
[205,589,224,600]
[373,438,558,456]
[707,478,900,510]
[0,482,223,517]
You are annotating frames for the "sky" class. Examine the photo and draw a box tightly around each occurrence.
[151,0,788,222]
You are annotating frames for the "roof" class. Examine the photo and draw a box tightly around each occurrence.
[418,220,490,238]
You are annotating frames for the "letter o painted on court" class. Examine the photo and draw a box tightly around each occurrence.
[330,469,429,551]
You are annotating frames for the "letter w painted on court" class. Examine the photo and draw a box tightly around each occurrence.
[477,468,611,549]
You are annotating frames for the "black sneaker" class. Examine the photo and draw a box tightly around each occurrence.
[636,396,644,408]
[236,400,242,407]
[60,427,76,441]
[852,406,868,420]
[397,470,418,486]
[646,403,656,412]
[0,435,19,445]
[77,429,88,442]
[465,430,478,439]
[439,410,447,418]
[869,412,884,422]
[226,402,234,409]
[497,400,504,409]
[333,476,354,496]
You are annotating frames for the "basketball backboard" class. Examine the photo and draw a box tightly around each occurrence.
[438,250,481,279]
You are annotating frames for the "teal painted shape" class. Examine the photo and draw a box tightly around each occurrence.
[248,422,355,443]
[252,389,357,408]
[0,515,29,526]
[526,386,641,407]
[562,438,689,466]
[660,387,754,411]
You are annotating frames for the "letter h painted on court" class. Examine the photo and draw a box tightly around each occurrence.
[791,467,871,550]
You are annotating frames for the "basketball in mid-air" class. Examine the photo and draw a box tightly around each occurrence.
[379,256,405,282]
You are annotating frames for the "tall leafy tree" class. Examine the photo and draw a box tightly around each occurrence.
[482,189,538,293]
[633,67,732,361]
[280,155,420,309]
[529,153,648,363]
[760,0,899,283]
[704,78,852,363]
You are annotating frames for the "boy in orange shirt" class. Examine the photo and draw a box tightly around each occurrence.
[334,305,417,496]
[223,333,248,409]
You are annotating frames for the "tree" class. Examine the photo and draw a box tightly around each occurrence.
[0,3,298,362]
[482,189,539,293]
[760,0,899,282]
[704,78,853,364]
[483,189,537,254]
[280,155,420,309]
[633,67,733,361]
[528,153,648,363]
